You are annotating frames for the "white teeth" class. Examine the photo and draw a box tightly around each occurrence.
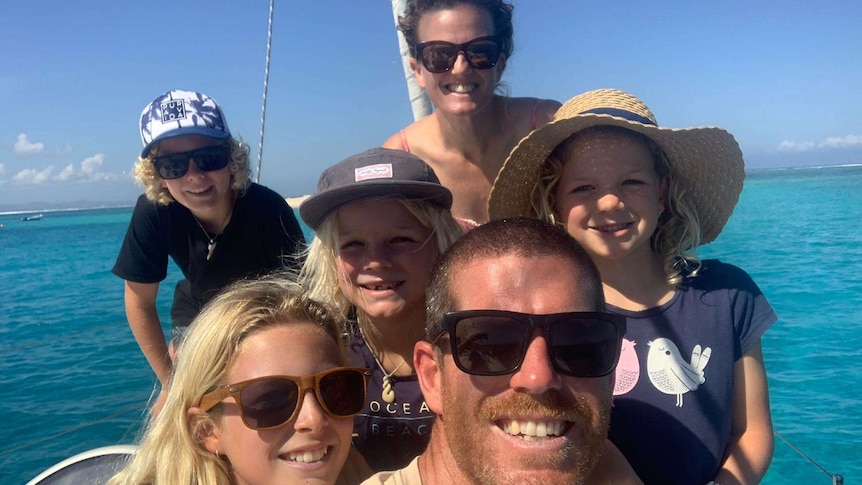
[536,421,547,437]
[287,447,327,463]
[449,84,474,93]
[599,223,627,232]
[367,283,395,291]
[502,420,565,439]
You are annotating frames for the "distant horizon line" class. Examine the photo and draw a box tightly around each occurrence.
[2,163,859,215]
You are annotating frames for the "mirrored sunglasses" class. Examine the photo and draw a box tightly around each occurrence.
[415,36,502,73]
[152,144,230,180]
[198,367,371,430]
[436,310,626,377]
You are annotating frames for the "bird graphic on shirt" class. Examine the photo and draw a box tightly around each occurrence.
[646,338,712,407]
[613,339,640,395]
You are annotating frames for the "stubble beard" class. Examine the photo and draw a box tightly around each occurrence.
[440,385,611,485]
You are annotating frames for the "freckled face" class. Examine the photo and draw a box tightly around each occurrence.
[155,135,233,215]
[212,323,354,485]
[412,4,505,116]
[335,199,439,323]
[553,129,665,265]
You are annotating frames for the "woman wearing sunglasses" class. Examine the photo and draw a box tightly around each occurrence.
[112,90,305,415]
[383,0,560,227]
[299,148,463,472]
[108,275,371,485]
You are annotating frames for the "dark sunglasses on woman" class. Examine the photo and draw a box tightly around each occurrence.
[434,310,626,377]
[414,36,503,73]
[198,367,372,430]
[152,143,230,180]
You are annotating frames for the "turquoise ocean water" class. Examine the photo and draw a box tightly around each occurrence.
[1,166,860,483]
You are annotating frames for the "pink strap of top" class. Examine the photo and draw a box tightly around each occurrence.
[530,100,539,131]
[400,129,410,153]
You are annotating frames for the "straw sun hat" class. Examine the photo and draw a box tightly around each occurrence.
[488,88,745,244]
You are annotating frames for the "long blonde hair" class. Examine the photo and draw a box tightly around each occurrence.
[299,196,463,318]
[135,138,252,205]
[531,126,703,285]
[108,274,345,485]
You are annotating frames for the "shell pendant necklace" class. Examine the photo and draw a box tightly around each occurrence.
[192,202,233,261]
[359,325,406,404]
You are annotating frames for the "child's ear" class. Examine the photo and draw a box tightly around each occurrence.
[188,407,221,454]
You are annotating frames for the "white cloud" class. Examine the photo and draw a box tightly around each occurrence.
[55,164,76,181]
[81,153,120,181]
[0,163,5,175]
[13,133,45,155]
[820,134,862,149]
[778,140,815,152]
[81,154,104,176]
[5,153,128,185]
[778,134,862,152]
[13,166,54,184]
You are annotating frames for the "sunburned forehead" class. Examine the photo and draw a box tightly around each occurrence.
[450,254,596,313]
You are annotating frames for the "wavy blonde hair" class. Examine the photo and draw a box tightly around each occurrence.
[299,196,463,318]
[135,138,252,205]
[530,126,703,285]
[107,274,346,485]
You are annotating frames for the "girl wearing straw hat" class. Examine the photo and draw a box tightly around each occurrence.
[298,148,464,472]
[489,89,776,485]
[383,0,560,227]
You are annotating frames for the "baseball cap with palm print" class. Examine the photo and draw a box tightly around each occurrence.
[139,90,232,157]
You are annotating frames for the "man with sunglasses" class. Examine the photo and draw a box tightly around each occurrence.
[363,218,640,485]
[112,90,305,414]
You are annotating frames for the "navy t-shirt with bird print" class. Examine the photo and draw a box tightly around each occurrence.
[607,259,776,485]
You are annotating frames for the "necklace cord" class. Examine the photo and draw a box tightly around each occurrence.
[191,196,235,261]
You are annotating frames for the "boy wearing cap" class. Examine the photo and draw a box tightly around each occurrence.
[298,148,464,471]
[113,90,305,408]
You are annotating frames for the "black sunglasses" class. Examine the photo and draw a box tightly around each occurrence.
[435,310,626,377]
[415,36,502,73]
[152,143,230,180]
[198,367,371,430]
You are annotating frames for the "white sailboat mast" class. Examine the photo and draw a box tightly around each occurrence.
[391,0,432,121]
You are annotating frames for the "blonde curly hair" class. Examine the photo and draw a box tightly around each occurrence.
[135,138,252,205]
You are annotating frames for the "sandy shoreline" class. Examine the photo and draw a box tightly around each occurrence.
[286,195,310,208]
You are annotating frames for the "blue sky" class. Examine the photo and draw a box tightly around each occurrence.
[2,1,860,208]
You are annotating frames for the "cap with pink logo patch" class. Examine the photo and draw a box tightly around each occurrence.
[299,147,452,230]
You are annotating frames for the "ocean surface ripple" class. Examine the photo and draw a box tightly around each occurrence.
[2,166,860,483]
